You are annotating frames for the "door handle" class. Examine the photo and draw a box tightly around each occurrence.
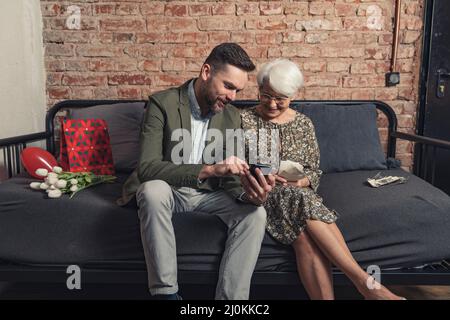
[436,68,450,98]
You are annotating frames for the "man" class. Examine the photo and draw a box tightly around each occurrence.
[119,43,274,300]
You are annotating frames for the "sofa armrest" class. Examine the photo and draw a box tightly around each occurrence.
[392,131,450,151]
[0,131,50,179]
[392,131,450,185]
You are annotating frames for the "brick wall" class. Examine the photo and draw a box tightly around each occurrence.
[41,0,424,171]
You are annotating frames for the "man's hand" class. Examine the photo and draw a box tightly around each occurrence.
[198,156,249,180]
[239,168,275,205]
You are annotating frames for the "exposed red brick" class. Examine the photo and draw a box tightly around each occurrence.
[342,75,385,88]
[351,88,375,100]
[189,5,211,17]
[231,32,255,43]
[100,18,145,32]
[237,3,259,16]
[140,3,164,16]
[309,2,335,16]
[46,60,65,72]
[116,4,139,16]
[48,87,70,99]
[94,87,118,99]
[327,61,350,73]
[62,74,107,86]
[209,32,231,43]
[212,3,235,16]
[65,60,90,71]
[118,87,141,99]
[139,60,160,72]
[45,44,74,57]
[94,4,114,15]
[375,88,399,100]
[260,3,283,16]
[282,31,304,43]
[303,61,327,72]
[255,33,282,44]
[147,17,197,32]
[108,74,152,86]
[89,60,115,72]
[155,74,185,87]
[335,3,357,17]
[47,73,63,86]
[284,3,308,16]
[162,59,185,72]
[183,32,209,44]
[304,74,341,87]
[116,60,138,72]
[402,30,421,44]
[304,88,331,100]
[76,45,123,57]
[401,16,423,30]
[71,87,93,100]
[41,0,425,171]
[113,33,135,43]
[199,17,243,31]
[165,4,188,17]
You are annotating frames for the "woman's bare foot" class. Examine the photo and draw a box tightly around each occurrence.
[358,276,405,300]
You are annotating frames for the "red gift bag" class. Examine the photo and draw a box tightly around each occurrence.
[60,118,115,175]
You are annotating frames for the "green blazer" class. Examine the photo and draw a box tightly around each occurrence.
[118,79,243,206]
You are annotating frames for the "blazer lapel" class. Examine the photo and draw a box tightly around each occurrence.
[178,80,192,133]
[208,111,222,131]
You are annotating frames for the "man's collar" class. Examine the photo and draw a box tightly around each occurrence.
[188,79,213,120]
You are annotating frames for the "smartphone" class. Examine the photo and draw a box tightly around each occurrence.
[249,163,272,179]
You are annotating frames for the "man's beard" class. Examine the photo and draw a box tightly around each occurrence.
[204,93,225,115]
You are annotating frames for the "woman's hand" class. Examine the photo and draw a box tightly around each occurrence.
[274,174,288,186]
[286,177,310,188]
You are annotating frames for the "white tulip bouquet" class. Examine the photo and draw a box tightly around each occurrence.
[29,166,116,199]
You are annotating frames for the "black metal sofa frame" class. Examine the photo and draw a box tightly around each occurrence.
[1,99,450,289]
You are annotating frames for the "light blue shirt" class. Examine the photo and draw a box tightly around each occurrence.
[187,80,212,164]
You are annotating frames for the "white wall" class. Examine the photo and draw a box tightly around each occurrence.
[0,0,46,180]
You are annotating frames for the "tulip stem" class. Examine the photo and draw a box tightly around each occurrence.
[69,176,116,199]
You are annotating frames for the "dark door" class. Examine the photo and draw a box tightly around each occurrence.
[417,0,450,194]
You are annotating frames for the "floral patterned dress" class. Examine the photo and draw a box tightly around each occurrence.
[241,107,338,245]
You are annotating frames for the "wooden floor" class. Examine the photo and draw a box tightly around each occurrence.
[388,286,450,300]
[0,282,449,300]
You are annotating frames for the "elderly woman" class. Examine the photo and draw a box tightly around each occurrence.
[240,59,404,300]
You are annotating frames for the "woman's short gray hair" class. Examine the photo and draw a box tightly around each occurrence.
[256,59,304,98]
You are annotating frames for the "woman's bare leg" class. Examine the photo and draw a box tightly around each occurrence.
[292,231,334,300]
[305,219,403,300]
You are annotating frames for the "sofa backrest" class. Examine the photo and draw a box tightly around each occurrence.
[68,102,146,173]
[58,100,392,174]
[231,100,388,173]
[295,103,387,173]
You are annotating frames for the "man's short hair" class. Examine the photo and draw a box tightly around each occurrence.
[204,43,256,73]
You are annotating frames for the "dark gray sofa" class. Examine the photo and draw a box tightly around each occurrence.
[1,99,450,294]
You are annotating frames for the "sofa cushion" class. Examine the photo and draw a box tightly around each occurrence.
[318,169,450,268]
[1,169,450,270]
[294,104,387,173]
[69,102,146,173]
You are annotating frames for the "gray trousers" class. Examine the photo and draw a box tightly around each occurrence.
[136,180,267,300]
